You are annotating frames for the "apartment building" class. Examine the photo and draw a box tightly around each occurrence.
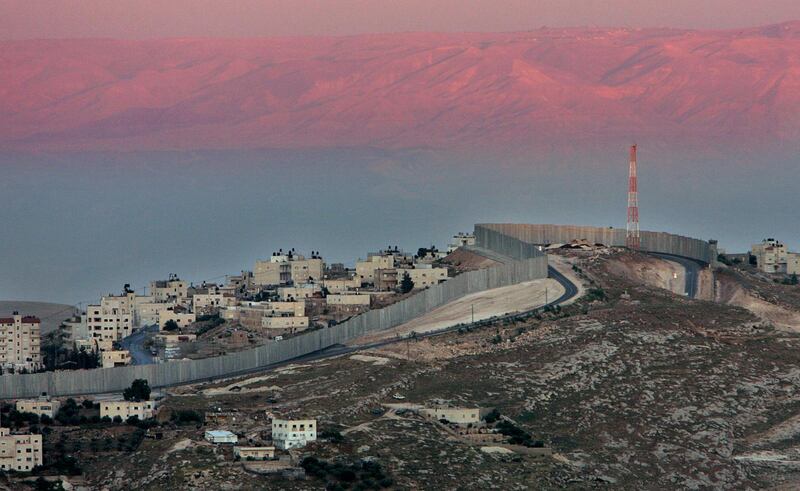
[0,314,42,371]
[16,396,60,418]
[752,239,800,274]
[100,400,155,420]
[254,251,324,286]
[149,275,189,303]
[271,417,317,450]
[0,428,42,472]
[132,297,175,327]
[356,254,395,285]
[87,293,134,346]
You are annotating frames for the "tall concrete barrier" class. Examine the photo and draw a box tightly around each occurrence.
[0,244,547,399]
[475,224,718,265]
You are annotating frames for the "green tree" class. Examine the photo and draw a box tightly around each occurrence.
[123,379,151,402]
[400,272,414,294]
[163,319,180,331]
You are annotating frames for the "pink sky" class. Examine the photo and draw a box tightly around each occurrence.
[2,0,800,39]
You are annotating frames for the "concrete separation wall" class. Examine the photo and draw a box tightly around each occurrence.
[0,242,547,398]
[475,224,717,265]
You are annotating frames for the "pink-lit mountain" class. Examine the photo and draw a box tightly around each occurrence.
[3,22,800,152]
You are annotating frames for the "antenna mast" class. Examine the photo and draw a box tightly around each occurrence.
[626,144,640,250]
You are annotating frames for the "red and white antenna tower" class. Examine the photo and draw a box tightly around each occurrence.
[626,144,640,249]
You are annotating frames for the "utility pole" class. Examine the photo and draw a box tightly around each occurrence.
[545,287,548,305]
[471,304,474,324]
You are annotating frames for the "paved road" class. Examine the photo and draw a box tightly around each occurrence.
[120,325,159,365]
[651,253,703,298]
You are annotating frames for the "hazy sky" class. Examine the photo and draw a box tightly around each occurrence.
[2,0,800,39]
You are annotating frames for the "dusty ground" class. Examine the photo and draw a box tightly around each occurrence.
[716,269,800,331]
[601,252,685,295]
[440,248,501,273]
[352,277,564,344]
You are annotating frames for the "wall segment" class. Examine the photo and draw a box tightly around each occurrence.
[475,224,717,265]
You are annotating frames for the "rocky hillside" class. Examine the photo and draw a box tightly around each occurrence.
[52,249,800,490]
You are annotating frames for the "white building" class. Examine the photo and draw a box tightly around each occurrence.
[271,417,317,450]
[205,430,238,444]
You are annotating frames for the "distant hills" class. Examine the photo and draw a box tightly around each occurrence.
[0,301,76,334]
[2,22,800,151]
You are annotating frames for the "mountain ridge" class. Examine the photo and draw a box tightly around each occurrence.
[2,22,800,152]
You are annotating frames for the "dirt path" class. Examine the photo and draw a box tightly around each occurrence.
[351,278,563,344]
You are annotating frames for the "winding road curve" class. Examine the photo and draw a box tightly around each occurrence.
[164,263,581,388]
[650,252,703,299]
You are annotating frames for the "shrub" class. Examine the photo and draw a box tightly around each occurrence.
[319,429,344,443]
[585,288,607,302]
[123,379,151,402]
[483,408,501,424]
[171,410,203,424]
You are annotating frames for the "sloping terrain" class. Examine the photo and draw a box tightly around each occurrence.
[3,22,800,151]
[715,268,800,331]
[40,249,800,490]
